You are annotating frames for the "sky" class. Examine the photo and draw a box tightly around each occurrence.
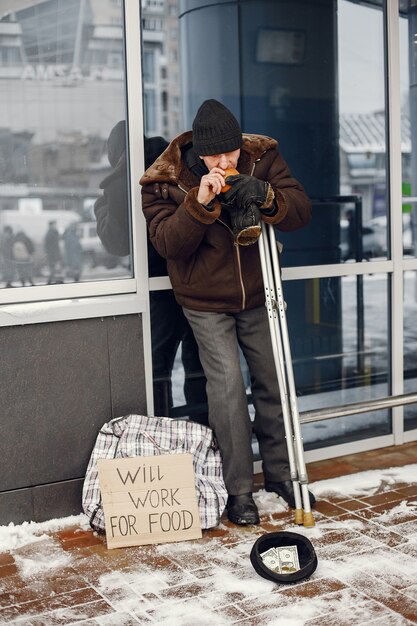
[338,1,410,113]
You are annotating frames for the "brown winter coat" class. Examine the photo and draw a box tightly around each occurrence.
[140,131,312,312]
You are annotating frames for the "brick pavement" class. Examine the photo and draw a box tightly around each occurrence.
[1,442,417,625]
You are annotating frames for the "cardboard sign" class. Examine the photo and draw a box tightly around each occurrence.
[97,454,202,549]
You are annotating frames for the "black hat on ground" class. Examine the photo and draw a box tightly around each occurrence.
[192,99,243,156]
[250,531,318,584]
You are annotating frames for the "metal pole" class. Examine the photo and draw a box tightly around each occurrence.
[355,197,365,375]
[300,391,417,424]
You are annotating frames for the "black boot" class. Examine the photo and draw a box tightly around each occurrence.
[227,493,260,525]
[265,480,316,509]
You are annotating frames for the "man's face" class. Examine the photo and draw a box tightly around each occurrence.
[200,149,240,171]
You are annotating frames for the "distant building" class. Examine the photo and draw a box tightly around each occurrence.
[339,111,411,220]
[141,0,181,139]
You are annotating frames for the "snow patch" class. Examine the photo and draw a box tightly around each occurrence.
[14,548,72,578]
[0,513,89,552]
[311,464,417,497]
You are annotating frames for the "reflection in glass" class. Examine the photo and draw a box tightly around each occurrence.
[296,274,390,449]
[140,0,387,268]
[400,5,417,256]
[167,272,391,445]
[140,0,393,446]
[150,290,208,426]
[402,4,417,431]
[0,0,131,289]
[337,0,388,264]
[404,270,417,430]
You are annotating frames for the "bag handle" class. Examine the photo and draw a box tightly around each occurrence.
[139,431,185,454]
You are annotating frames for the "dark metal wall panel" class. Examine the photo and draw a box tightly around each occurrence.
[0,487,33,526]
[0,479,85,525]
[107,315,145,418]
[0,313,146,524]
[32,479,84,523]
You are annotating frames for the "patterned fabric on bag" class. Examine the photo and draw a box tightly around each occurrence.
[82,414,227,531]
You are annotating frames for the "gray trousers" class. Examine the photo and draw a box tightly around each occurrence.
[183,305,290,495]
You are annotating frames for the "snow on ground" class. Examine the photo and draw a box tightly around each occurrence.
[0,464,417,552]
[310,463,417,498]
[2,463,415,554]
[1,464,417,625]
[0,513,90,553]
[13,542,73,578]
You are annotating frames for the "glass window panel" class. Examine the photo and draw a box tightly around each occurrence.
[400,4,417,256]
[295,274,390,449]
[165,271,391,446]
[402,4,417,432]
[143,50,155,82]
[404,270,417,431]
[141,0,388,268]
[335,0,388,266]
[149,290,208,426]
[140,1,392,453]
[0,0,132,290]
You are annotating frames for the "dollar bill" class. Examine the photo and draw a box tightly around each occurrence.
[260,547,281,572]
[260,545,300,574]
[276,545,300,573]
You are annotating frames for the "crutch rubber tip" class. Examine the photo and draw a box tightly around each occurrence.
[303,511,315,527]
[294,509,304,525]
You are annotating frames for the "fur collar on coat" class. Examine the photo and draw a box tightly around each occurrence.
[140,131,278,188]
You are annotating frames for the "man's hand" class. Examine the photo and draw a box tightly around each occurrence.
[222,202,262,246]
[222,174,271,210]
[197,168,226,205]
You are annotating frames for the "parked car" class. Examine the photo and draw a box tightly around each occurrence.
[340,218,386,260]
[76,221,128,269]
[402,213,413,255]
[340,213,414,261]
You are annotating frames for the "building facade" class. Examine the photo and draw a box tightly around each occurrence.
[0,0,416,524]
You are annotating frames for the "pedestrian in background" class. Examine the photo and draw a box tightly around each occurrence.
[63,223,83,282]
[12,229,35,286]
[0,225,15,288]
[44,220,62,284]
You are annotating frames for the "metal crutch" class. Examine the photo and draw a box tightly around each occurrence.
[258,221,315,527]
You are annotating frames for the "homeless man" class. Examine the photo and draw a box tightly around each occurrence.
[140,99,315,525]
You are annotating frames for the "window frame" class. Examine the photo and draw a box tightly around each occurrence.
[0,0,148,325]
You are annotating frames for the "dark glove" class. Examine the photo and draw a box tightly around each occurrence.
[222,174,271,210]
[222,202,262,246]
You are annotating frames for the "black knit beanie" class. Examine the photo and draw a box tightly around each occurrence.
[192,99,243,156]
[107,120,126,168]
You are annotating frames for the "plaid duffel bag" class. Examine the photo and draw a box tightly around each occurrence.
[82,414,227,531]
